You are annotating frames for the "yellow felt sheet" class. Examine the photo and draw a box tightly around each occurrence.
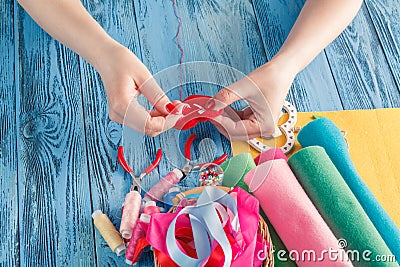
[231,108,400,227]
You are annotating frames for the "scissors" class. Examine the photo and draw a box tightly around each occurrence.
[179,133,229,178]
[118,146,163,193]
[248,100,298,154]
[143,133,229,202]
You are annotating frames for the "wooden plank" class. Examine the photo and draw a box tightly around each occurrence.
[252,0,343,112]
[0,1,19,266]
[16,7,95,267]
[78,0,155,265]
[364,0,400,103]
[324,2,400,109]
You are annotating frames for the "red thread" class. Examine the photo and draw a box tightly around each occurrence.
[171,0,185,101]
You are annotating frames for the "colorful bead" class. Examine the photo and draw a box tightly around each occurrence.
[198,163,224,186]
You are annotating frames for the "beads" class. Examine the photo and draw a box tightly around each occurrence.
[198,163,224,186]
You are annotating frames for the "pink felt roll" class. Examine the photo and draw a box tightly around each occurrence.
[253,148,287,165]
[244,159,352,267]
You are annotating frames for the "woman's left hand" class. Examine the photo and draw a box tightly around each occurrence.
[208,57,297,141]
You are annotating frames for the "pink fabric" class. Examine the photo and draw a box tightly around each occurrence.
[253,148,287,165]
[230,187,261,267]
[244,159,353,267]
[146,188,264,266]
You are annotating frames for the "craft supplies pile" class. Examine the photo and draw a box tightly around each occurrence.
[92,97,399,267]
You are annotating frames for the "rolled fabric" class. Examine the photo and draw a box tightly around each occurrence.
[254,148,287,165]
[259,209,297,267]
[252,146,295,266]
[244,159,352,267]
[220,153,255,191]
[297,118,400,259]
[288,146,397,267]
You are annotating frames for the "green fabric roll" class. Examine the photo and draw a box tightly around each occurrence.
[288,146,396,267]
[259,209,297,267]
[220,153,254,192]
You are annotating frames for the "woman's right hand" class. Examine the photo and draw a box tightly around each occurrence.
[96,44,178,136]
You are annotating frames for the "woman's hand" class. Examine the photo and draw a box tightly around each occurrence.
[17,0,178,137]
[208,57,296,141]
[209,0,363,141]
[96,44,177,136]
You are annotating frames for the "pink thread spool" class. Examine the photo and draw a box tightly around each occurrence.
[120,191,141,239]
[143,201,161,215]
[125,213,149,265]
[144,169,183,202]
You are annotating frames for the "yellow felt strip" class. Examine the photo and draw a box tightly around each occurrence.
[231,108,400,227]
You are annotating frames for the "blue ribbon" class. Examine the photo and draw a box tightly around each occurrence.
[166,187,239,267]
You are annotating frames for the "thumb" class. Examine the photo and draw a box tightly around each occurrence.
[138,77,176,115]
[207,78,250,110]
[207,87,241,111]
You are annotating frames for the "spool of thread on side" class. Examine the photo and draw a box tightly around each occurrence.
[143,201,161,215]
[92,210,126,256]
[145,168,183,201]
[120,191,142,239]
[125,213,152,265]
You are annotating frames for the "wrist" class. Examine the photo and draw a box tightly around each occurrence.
[85,37,124,75]
[269,49,303,76]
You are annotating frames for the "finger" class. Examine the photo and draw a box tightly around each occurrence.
[222,106,254,121]
[207,77,254,110]
[212,122,230,140]
[139,77,177,115]
[124,97,168,136]
[239,107,254,119]
[148,109,163,117]
[148,100,182,117]
[211,115,262,141]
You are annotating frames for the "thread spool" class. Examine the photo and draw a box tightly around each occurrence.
[125,213,152,265]
[120,191,142,239]
[144,169,183,202]
[92,210,126,256]
[143,201,161,215]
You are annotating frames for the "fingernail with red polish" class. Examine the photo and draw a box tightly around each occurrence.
[165,103,177,113]
[206,99,216,110]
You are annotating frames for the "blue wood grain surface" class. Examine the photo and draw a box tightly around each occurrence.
[365,0,400,96]
[15,4,96,267]
[1,0,399,266]
[0,1,19,266]
[252,0,344,112]
[78,1,146,266]
[324,2,400,109]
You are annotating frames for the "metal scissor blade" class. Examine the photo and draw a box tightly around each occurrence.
[129,173,142,193]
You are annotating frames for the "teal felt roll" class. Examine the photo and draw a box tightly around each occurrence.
[297,118,400,260]
[288,146,396,267]
[220,153,254,192]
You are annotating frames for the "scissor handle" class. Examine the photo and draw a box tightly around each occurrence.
[197,153,229,168]
[118,146,133,173]
[213,153,229,165]
[143,149,162,174]
[184,133,197,160]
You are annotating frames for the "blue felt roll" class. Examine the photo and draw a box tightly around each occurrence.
[297,118,400,260]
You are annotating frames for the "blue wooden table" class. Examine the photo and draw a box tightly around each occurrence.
[1,0,399,266]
